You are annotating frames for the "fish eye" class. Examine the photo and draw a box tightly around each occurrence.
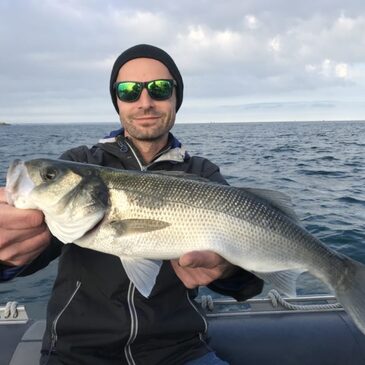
[41,167,58,182]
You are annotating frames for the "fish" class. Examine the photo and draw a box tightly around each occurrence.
[5,158,365,335]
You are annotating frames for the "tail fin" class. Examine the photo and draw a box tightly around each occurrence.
[333,257,365,335]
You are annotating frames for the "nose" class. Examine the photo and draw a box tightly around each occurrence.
[137,88,155,110]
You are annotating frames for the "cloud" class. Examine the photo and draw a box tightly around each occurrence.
[0,0,364,123]
[305,59,350,80]
[269,36,281,53]
[245,15,260,30]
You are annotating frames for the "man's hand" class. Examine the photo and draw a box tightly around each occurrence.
[171,250,238,288]
[0,187,51,267]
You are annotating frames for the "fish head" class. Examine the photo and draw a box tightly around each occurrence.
[6,158,109,244]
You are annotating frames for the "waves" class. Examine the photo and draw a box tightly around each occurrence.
[338,196,365,206]
[298,169,347,177]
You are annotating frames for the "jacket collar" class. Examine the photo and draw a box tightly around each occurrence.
[98,127,189,165]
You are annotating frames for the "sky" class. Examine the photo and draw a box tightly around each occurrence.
[1,0,365,124]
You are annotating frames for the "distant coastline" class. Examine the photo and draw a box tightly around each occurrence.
[0,122,11,126]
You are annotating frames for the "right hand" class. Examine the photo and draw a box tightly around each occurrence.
[0,187,51,267]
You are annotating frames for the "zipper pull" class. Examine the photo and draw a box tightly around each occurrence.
[44,333,57,364]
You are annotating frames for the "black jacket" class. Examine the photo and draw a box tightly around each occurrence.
[8,133,264,365]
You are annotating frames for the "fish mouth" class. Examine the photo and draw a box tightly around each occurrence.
[6,159,36,208]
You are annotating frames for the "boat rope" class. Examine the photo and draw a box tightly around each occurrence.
[267,289,342,311]
[200,295,214,311]
[3,301,19,319]
[200,291,342,312]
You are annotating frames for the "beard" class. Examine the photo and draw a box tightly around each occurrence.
[123,113,175,142]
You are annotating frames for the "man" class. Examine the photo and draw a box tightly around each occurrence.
[0,44,263,364]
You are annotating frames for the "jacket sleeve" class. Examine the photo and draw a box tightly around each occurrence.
[59,145,101,163]
[188,156,264,301]
[207,269,264,301]
[186,156,229,185]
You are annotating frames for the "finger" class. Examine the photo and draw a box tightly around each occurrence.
[0,187,6,203]
[0,228,51,266]
[171,261,221,288]
[0,245,46,267]
[0,203,45,229]
[0,224,48,248]
[179,251,224,269]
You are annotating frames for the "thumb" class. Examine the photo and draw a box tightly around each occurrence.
[179,251,221,269]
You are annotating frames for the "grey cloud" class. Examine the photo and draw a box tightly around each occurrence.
[0,0,364,123]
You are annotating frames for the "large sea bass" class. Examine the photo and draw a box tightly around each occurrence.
[6,158,365,334]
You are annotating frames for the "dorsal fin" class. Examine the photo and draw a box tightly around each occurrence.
[241,187,299,222]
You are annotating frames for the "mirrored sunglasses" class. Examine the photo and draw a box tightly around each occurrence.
[114,79,176,102]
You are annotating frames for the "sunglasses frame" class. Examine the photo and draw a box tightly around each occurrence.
[114,79,177,102]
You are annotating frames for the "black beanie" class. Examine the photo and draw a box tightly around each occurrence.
[109,44,184,113]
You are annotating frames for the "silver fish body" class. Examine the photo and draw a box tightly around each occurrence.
[6,158,365,335]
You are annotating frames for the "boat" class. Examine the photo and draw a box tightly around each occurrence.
[2,291,365,365]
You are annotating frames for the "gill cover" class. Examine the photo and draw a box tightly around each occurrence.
[40,161,110,243]
[45,173,109,244]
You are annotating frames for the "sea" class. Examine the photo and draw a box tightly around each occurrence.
[0,121,365,319]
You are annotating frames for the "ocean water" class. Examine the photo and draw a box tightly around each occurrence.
[0,121,365,319]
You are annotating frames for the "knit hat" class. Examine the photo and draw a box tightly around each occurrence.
[109,44,184,113]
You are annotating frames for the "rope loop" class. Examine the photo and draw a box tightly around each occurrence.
[268,289,342,311]
[201,295,214,311]
[4,301,19,319]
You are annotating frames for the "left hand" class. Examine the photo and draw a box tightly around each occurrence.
[171,251,238,289]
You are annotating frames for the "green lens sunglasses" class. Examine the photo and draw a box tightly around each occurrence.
[114,79,176,102]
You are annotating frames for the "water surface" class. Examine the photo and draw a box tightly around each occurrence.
[1,121,364,318]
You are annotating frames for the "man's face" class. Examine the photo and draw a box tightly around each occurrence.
[116,58,177,142]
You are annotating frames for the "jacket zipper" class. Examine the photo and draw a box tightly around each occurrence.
[124,139,146,171]
[123,138,173,171]
[48,281,82,356]
[121,139,185,364]
[122,141,143,364]
[124,282,138,365]
[186,290,208,342]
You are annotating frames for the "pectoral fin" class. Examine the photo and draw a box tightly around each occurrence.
[254,269,306,297]
[111,219,170,236]
[121,258,163,298]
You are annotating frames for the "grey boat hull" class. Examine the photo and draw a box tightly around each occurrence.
[2,295,365,365]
